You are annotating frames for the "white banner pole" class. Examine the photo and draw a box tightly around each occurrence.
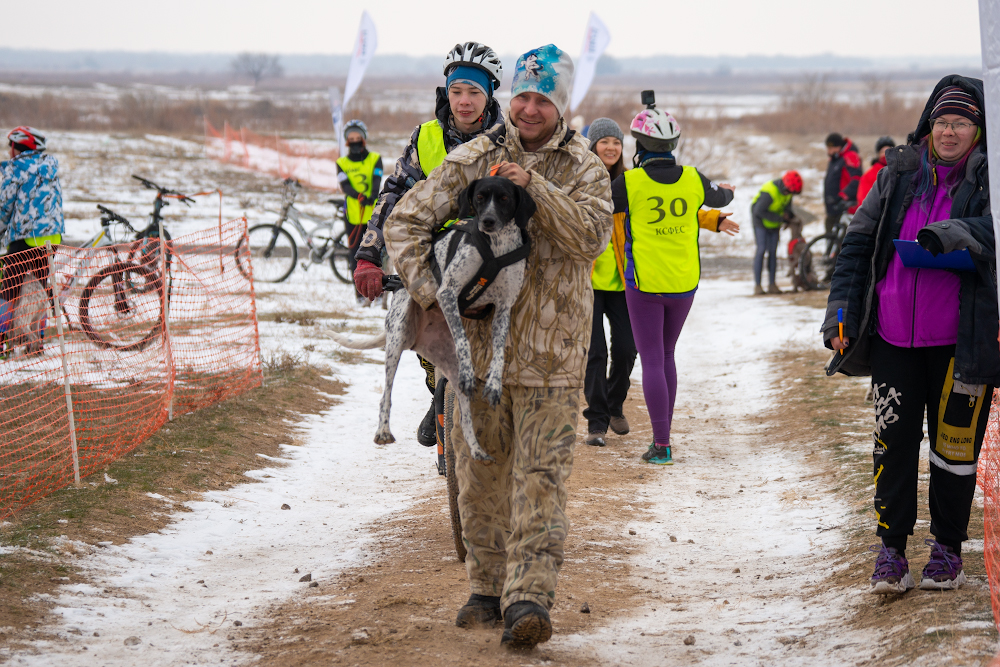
[341,11,378,155]
[570,12,612,114]
[981,1,1000,285]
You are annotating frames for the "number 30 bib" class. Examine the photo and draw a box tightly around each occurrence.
[624,165,705,294]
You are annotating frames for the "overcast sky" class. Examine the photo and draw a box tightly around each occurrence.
[8,0,984,59]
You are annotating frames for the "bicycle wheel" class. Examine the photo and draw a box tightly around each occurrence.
[125,236,170,295]
[79,262,162,352]
[329,229,353,284]
[443,382,467,562]
[798,234,838,291]
[237,224,297,283]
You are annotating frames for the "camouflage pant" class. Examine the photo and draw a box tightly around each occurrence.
[451,381,579,612]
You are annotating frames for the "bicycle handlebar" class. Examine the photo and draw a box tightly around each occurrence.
[132,174,196,205]
[96,204,138,233]
[382,274,403,292]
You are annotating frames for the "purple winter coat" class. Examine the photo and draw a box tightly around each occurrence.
[875,164,960,347]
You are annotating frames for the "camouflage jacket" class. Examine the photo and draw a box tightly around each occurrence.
[0,150,64,245]
[384,116,613,387]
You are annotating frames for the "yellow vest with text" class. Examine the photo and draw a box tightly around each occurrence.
[752,179,792,230]
[624,166,705,294]
[416,120,447,177]
[336,151,381,226]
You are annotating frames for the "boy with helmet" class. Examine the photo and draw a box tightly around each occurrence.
[0,126,64,330]
[335,119,383,304]
[750,170,803,295]
[353,41,504,447]
[611,92,737,465]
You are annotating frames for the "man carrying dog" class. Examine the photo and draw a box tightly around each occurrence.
[384,44,612,650]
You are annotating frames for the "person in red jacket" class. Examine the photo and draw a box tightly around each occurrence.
[857,136,895,208]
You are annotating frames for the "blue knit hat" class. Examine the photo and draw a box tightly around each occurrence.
[510,44,574,115]
[446,65,492,99]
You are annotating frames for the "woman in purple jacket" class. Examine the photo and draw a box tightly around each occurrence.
[824,76,996,595]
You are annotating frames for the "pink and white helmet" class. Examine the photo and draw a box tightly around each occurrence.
[629,108,680,152]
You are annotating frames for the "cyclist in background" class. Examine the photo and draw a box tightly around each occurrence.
[750,170,802,295]
[352,41,504,448]
[857,136,895,207]
[0,126,63,321]
[335,119,382,305]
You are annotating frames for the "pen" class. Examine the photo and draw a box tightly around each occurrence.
[837,308,844,355]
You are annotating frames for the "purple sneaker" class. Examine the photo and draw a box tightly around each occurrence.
[869,544,915,594]
[918,539,967,590]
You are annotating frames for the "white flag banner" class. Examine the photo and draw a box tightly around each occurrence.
[981,0,1000,302]
[329,86,343,154]
[343,10,377,111]
[570,12,611,113]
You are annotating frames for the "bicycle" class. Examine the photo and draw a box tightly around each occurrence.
[235,178,352,284]
[61,204,177,352]
[797,211,850,291]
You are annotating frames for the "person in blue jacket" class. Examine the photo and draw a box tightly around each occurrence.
[0,126,64,319]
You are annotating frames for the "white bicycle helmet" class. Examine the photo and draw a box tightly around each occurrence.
[443,42,502,91]
[343,119,368,140]
[630,108,681,153]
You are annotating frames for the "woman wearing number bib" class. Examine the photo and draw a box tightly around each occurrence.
[611,103,737,464]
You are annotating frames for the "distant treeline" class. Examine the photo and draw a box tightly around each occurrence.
[0,47,980,78]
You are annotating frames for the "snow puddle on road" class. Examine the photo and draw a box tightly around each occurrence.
[559,279,867,666]
[5,281,439,666]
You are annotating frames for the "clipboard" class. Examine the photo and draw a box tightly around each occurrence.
[892,240,976,272]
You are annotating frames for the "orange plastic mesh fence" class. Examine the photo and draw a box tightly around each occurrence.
[981,390,1000,635]
[0,217,262,518]
[204,118,341,191]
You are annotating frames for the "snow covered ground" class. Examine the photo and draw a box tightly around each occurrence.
[3,272,861,666]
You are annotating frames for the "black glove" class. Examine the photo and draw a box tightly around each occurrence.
[917,228,945,256]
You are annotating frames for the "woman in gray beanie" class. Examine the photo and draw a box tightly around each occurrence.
[584,118,636,446]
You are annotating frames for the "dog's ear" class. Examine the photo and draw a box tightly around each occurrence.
[457,179,480,220]
[513,185,537,228]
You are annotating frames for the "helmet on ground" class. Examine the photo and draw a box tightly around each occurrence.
[782,170,803,194]
[7,126,45,151]
[343,119,368,141]
[875,136,895,153]
[443,42,502,91]
[629,108,680,153]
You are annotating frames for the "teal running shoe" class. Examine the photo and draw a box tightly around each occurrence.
[641,443,673,465]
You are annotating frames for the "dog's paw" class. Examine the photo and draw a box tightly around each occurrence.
[483,383,502,407]
[470,443,495,465]
[373,429,396,445]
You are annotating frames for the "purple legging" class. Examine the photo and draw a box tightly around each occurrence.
[625,287,695,445]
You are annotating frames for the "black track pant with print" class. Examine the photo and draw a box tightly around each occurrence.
[869,335,993,555]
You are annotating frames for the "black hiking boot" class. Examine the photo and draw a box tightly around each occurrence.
[501,601,552,650]
[455,594,502,628]
[416,400,436,447]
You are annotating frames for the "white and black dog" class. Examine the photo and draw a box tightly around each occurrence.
[332,176,536,464]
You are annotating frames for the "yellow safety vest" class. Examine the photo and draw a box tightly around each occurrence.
[624,165,705,294]
[336,151,381,226]
[416,120,447,177]
[752,179,793,230]
[592,241,623,291]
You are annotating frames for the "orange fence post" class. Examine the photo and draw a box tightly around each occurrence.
[46,242,80,488]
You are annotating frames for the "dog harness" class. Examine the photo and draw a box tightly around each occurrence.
[429,219,531,320]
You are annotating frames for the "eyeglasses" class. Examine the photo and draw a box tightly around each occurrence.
[932,119,976,133]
